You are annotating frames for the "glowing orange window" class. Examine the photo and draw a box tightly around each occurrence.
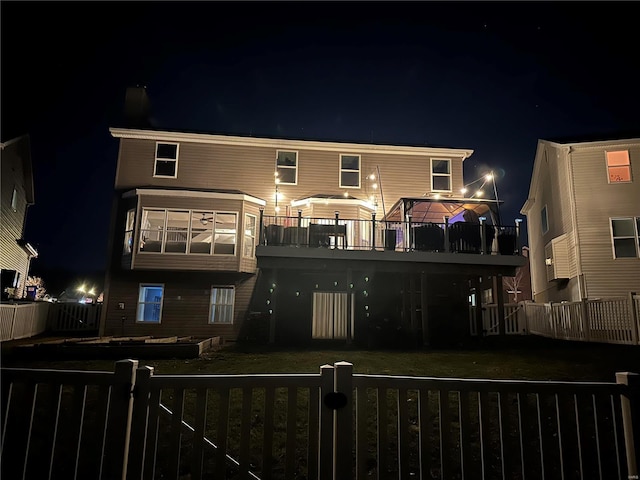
[606,150,631,183]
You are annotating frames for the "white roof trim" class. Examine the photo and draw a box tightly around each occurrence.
[541,137,640,149]
[122,188,267,206]
[290,197,376,210]
[110,128,474,159]
[0,134,28,150]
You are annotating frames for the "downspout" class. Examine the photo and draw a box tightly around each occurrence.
[564,145,585,299]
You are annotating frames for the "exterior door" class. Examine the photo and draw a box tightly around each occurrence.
[312,292,354,339]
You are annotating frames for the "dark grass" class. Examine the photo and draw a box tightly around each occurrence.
[3,335,639,382]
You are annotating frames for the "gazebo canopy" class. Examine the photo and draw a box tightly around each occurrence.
[384,196,503,224]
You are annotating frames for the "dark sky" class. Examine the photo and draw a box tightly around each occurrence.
[2,1,639,285]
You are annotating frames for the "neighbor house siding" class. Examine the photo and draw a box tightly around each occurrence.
[102,271,257,340]
[115,138,467,221]
[570,142,640,298]
[0,137,33,298]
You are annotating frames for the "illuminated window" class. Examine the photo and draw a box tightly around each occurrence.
[610,217,640,258]
[243,214,256,257]
[276,150,297,185]
[541,205,549,234]
[123,209,135,254]
[154,142,179,178]
[606,150,631,183]
[137,284,163,323]
[340,154,361,188]
[10,186,18,211]
[210,286,235,324]
[138,208,237,255]
[431,158,451,191]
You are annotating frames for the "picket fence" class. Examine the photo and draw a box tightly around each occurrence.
[471,294,640,346]
[0,302,101,341]
[1,360,638,480]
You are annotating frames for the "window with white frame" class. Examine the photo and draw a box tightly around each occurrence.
[154,142,179,178]
[606,150,632,183]
[138,208,237,255]
[276,150,297,185]
[123,209,135,254]
[541,205,549,234]
[243,214,256,257]
[610,217,640,258]
[209,286,235,324]
[431,159,451,191]
[340,154,361,188]
[137,284,164,323]
[10,186,18,211]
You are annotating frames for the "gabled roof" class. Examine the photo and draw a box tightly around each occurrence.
[521,132,640,215]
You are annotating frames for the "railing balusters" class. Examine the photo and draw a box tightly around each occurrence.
[47,383,63,480]
[143,387,161,480]
[478,391,491,480]
[418,389,432,480]
[262,386,275,480]
[191,387,208,480]
[285,387,297,480]
[397,388,410,479]
[239,387,254,479]
[214,388,230,479]
[356,386,368,480]
[574,394,585,480]
[459,391,472,479]
[377,387,388,480]
[439,390,451,480]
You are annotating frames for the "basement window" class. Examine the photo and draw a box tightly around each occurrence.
[137,284,164,323]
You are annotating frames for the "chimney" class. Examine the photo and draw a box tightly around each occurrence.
[123,86,151,128]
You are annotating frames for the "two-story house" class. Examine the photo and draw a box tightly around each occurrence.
[1,134,38,300]
[100,122,525,347]
[521,134,640,303]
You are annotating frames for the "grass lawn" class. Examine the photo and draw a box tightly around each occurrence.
[2,335,639,382]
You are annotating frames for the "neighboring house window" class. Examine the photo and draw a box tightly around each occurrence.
[137,284,164,323]
[610,217,640,258]
[276,150,297,185]
[606,150,631,183]
[243,214,256,257]
[138,208,237,255]
[154,142,179,178]
[10,186,18,211]
[431,159,451,191]
[340,154,361,188]
[123,209,135,254]
[209,286,235,324]
[541,205,549,234]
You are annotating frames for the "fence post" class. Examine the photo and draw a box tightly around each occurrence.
[333,361,353,480]
[628,292,639,345]
[103,359,138,480]
[616,372,639,479]
[127,366,154,480]
[581,298,591,342]
[319,364,335,480]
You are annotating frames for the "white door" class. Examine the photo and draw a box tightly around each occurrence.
[312,292,355,339]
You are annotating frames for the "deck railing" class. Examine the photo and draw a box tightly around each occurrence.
[259,213,523,255]
[1,361,638,479]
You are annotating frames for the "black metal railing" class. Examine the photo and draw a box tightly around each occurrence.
[258,212,523,256]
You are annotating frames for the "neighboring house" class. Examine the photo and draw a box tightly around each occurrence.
[1,134,38,299]
[101,116,525,346]
[521,134,640,303]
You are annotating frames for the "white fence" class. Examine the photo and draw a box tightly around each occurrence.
[469,303,527,336]
[525,294,640,346]
[1,360,638,480]
[0,302,49,341]
[47,303,102,332]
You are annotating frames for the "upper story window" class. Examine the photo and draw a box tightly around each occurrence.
[10,186,18,211]
[340,154,361,188]
[610,217,640,258]
[243,214,257,257]
[276,150,297,185]
[606,150,631,183]
[139,208,237,255]
[431,158,451,191]
[137,284,164,323]
[541,205,549,234]
[154,142,179,178]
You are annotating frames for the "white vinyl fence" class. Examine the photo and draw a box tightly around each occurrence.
[525,294,640,346]
[469,303,526,336]
[0,302,49,341]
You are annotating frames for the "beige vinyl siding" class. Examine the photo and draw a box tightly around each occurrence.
[102,272,257,340]
[0,138,31,297]
[570,142,640,298]
[116,139,467,221]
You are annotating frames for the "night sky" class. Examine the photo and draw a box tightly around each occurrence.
[2,1,639,293]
